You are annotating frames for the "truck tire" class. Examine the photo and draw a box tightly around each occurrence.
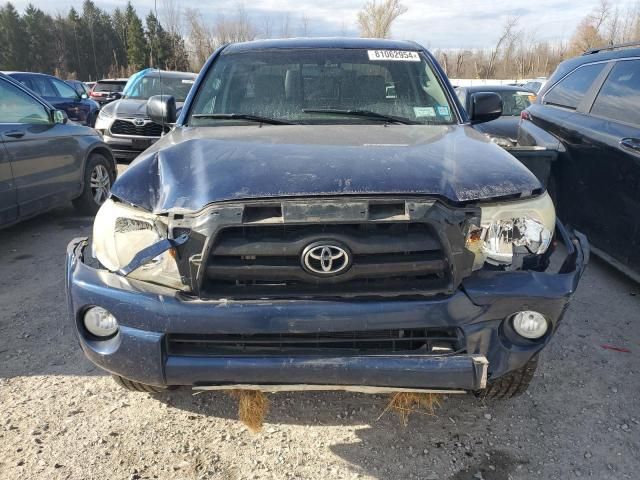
[72,153,114,215]
[112,375,173,393]
[481,356,539,399]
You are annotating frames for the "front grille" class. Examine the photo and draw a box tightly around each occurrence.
[166,328,463,357]
[110,119,163,137]
[202,222,451,299]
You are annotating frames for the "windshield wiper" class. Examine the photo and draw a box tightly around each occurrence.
[191,113,293,125]
[302,109,419,125]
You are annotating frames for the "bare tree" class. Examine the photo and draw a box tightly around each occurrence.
[280,12,291,38]
[357,0,408,38]
[569,0,612,54]
[301,14,310,37]
[184,8,214,70]
[214,5,257,44]
[485,16,519,79]
[339,19,348,36]
[263,16,273,38]
[161,0,182,36]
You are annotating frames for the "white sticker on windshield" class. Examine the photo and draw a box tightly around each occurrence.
[414,106,436,117]
[368,50,420,61]
[436,105,450,116]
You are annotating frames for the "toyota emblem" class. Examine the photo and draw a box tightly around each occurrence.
[133,118,145,126]
[302,242,351,276]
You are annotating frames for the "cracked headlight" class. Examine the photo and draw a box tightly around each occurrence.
[466,192,555,269]
[92,199,185,289]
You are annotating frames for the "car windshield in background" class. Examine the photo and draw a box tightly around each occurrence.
[497,90,533,116]
[95,82,125,93]
[123,75,193,102]
[189,48,456,125]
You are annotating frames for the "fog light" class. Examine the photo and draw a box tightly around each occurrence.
[84,307,118,338]
[511,311,548,339]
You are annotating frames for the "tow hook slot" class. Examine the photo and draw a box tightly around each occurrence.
[116,233,189,276]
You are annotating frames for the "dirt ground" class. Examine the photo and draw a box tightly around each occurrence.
[1,203,639,480]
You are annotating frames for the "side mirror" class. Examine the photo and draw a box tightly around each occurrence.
[469,92,503,124]
[147,95,176,125]
[53,109,68,124]
[81,93,88,99]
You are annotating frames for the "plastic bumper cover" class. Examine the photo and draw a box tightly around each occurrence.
[65,222,588,390]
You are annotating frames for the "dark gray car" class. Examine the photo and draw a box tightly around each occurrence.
[95,69,197,161]
[0,73,117,228]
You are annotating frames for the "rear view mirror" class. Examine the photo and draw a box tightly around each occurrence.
[147,95,177,125]
[469,92,503,124]
[53,109,68,124]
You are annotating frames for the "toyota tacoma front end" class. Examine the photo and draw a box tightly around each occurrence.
[66,38,588,399]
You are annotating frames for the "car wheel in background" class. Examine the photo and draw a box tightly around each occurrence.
[72,153,115,215]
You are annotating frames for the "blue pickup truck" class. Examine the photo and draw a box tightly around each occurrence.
[66,38,587,400]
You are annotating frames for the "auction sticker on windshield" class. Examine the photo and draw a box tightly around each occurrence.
[368,50,420,61]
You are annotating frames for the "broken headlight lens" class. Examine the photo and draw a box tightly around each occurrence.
[467,192,556,269]
[92,199,185,289]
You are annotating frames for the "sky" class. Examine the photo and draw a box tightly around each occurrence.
[8,0,640,48]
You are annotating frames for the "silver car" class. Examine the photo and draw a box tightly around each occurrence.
[95,69,197,161]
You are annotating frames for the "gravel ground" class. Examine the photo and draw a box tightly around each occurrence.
[1,203,639,480]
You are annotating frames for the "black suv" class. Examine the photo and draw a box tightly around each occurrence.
[519,43,640,281]
[66,38,587,400]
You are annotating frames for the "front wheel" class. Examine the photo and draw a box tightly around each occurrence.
[72,153,114,215]
[479,356,539,399]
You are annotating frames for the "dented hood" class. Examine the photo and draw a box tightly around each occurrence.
[111,124,541,214]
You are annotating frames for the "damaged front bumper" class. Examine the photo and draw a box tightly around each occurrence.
[65,222,588,392]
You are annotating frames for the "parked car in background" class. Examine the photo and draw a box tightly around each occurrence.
[66,79,92,98]
[67,38,587,400]
[519,43,640,281]
[94,69,197,161]
[521,77,546,94]
[89,78,128,105]
[4,72,101,127]
[456,85,535,146]
[0,73,116,228]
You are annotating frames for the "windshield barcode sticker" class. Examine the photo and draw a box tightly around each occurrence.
[368,50,420,61]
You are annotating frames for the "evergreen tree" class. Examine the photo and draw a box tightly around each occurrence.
[111,8,128,71]
[125,3,146,70]
[146,12,168,68]
[65,7,89,79]
[0,2,27,70]
[167,33,191,71]
[23,5,55,73]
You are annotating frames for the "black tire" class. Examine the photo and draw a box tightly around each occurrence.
[480,356,539,400]
[72,153,115,215]
[112,375,173,393]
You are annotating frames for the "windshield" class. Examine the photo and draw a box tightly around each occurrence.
[188,48,457,125]
[123,73,194,102]
[95,82,125,93]
[497,90,534,116]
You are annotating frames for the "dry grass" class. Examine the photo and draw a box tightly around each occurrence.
[228,390,270,432]
[378,392,442,426]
